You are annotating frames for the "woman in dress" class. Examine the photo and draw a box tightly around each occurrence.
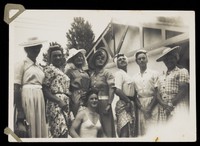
[88,47,116,137]
[69,89,105,138]
[42,42,71,138]
[65,48,90,117]
[14,37,48,138]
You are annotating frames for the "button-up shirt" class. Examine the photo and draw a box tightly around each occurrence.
[133,69,159,97]
[156,66,189,100]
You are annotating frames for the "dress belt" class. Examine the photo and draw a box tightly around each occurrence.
[22,84,42,89]
[98,96,109,100]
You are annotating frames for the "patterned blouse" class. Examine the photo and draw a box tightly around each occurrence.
[156,66,189,100]
[43,64,70,95]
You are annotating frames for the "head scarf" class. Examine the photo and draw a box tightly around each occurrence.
[113,53,128,67]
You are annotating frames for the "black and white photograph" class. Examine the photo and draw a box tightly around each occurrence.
[8,9,196,142]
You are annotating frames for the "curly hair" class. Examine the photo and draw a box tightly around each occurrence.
[47,42,65,65]
[82,88,99,106]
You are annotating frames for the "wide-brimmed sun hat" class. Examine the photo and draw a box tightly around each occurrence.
[19,37,46,47]
[156,46,181,62]
[88,47,109,70]
[67,48,86,62]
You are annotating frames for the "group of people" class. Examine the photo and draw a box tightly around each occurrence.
[13,37,189,138]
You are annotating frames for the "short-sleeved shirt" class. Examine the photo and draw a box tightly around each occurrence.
[90,69,115,96]
[14,57,44,85]
[133,69,159,97]
[114,69,132,90]
[65,65,90,92]
[156,66,189,99]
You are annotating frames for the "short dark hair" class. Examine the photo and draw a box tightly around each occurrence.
[135,52,147,60]
[82,88,99,106]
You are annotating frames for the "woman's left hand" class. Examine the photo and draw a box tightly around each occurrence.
[103,104,111,114]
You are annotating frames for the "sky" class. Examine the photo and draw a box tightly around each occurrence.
[9,10,193,64]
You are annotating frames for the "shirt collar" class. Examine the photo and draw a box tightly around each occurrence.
[138,68,148,75]
[25,57,39,66]
[166,66,179,75]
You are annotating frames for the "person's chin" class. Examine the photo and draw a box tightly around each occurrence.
[92,104,98,107]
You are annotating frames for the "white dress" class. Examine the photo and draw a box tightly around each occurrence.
[14,57,47,138]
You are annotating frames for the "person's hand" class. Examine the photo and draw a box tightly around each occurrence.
[103,104,111,114]
[144,111,152,119]
[125,102,131,112]
[165,105,174,114]
[15,121,28,138]
[58,101,68,113]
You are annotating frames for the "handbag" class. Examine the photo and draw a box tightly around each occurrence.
[14,106,30,138]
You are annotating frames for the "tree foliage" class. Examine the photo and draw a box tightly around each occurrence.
[66,17,95,55]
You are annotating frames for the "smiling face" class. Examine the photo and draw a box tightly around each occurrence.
[117,56,127,68]
[72,52,84,67]
[94,52,107,68]
[87,93,99,108]
[50,50,63,68]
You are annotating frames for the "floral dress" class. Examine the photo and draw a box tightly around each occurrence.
[43,64,71,138]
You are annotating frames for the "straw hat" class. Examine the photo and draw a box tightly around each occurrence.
[19,37,46,47]
[156,46,181,62]
[88,47,109,70]
[67,48,86,62]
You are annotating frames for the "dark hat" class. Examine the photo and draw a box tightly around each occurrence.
[156,46,181,62]
[88,47,109,70]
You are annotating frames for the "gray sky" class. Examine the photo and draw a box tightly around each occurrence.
[10,10,192,64]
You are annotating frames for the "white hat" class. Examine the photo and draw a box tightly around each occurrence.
[67,48,86,62]
[134,49,147,60]
[19,37,46,47]
[156,46,181,62]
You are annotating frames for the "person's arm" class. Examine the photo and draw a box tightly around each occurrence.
[145,89,158,112]
[14,83,25,120]
[155,88,169,108]
[171,83,189,106]
[114,88,131,103]
[42,85,68,112]
[97,127,106,137]
[104,87,115,113]
[69,111,83,138]
[104,70,115,113]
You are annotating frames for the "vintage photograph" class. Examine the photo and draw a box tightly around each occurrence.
[8,9,196,142]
